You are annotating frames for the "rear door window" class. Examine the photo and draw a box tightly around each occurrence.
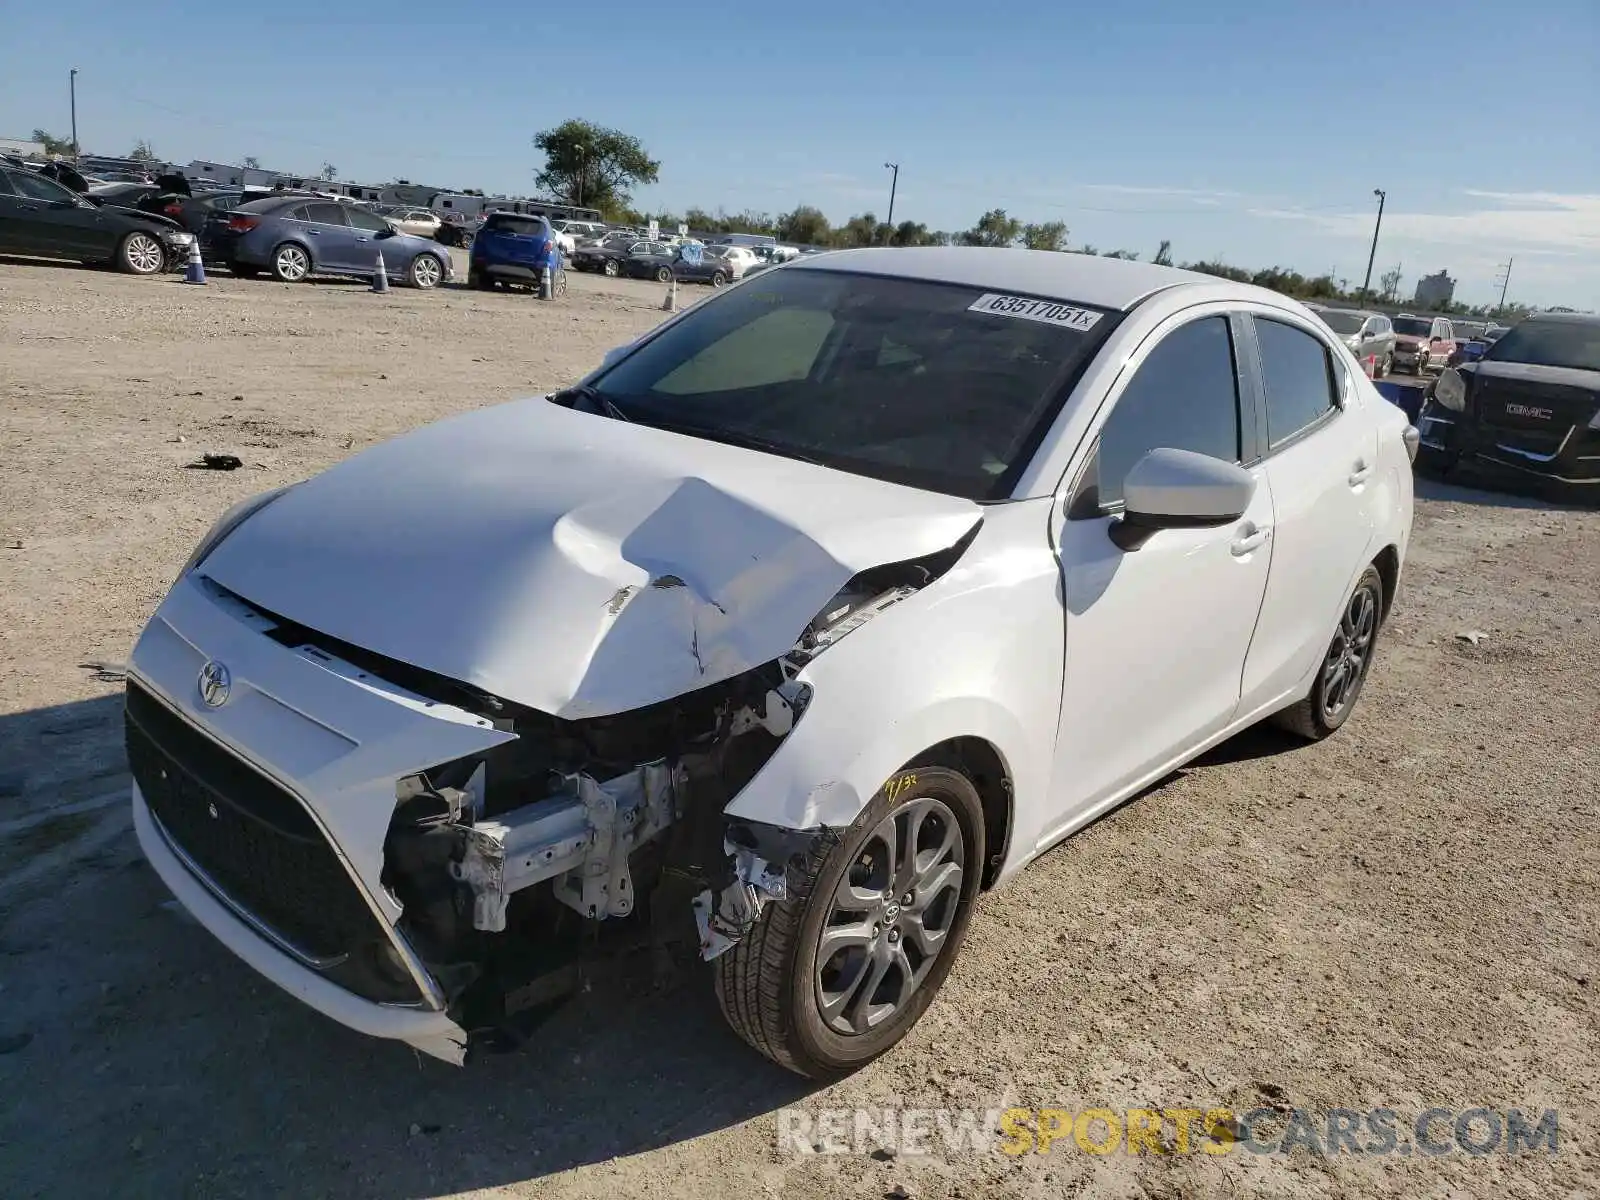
[305,202,349,226]
[1255,318,1339,448]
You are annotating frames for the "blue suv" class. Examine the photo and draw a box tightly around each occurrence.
[468,212,567,296]
[207,196,451,288]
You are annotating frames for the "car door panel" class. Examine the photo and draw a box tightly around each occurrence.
[1049,312,1274,836]
[1239,315,1379,710]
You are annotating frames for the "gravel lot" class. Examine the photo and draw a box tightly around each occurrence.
[1,254,1596,1200]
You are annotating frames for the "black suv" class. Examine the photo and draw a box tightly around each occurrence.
[1417,313,1600,500]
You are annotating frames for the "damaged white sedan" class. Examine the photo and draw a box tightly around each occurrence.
[127,248,1415,1076]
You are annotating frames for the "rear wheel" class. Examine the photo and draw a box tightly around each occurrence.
[1271,565,1383,741]
[270,242,311,283]
[655,265,672,283]
[116,232,165,276]
[602,258,620,277]
[715,766,984,1078]
[710,270,728,288]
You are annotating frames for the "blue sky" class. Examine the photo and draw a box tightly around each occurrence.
[4,0,1596,307]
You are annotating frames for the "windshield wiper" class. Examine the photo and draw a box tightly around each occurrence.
[558,382,632,423]
[643,420,827,466]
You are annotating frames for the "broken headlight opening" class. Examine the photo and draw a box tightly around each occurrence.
[373,524,979,1054]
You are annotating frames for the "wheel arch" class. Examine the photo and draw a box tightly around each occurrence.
[906,737,1013,889]
[1371,543,1401,623]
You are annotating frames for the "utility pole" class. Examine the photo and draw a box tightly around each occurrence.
[69,68,79,157]
[884,162,899,232]
[1361,188,1386,301]
[1494,258,1514,313]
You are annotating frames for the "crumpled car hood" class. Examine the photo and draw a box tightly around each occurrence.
[199,399,982,719]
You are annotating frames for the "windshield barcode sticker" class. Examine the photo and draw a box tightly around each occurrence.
[969,293,1103,331]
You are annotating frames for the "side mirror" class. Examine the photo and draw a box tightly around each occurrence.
[1109,448,1255,551]
[377,226,397,239]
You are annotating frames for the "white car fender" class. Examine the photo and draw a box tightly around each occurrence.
[723,499,1065,882]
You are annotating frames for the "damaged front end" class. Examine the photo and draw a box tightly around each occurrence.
[371,533,969,1056]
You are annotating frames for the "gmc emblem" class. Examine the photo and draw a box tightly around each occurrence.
[1505,403,1554,420]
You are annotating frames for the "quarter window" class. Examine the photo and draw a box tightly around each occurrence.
[1093,316,1242,508]
[1255,318,1338,447]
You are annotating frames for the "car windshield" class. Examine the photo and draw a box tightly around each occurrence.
[1318,311,1367,335]
[584,268,1117,500]
[1392,317,1433,336]
[1483,321,1600,372]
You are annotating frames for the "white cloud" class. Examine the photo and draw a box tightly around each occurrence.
[1078,183,1242,201]
[1250,191,1600,257]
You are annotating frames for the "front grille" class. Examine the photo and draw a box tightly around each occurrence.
[126,681,421,1002]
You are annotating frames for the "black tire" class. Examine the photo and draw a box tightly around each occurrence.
[602,258,620,277]
[710,270,728,288]
[269,242,312,283]
[116,231,166,276]
[655,265,672,283]
[1271,565,1384,741]
[229,261,261,279]
[715,765,985,1078]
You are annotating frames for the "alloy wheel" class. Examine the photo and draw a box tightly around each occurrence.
[815,796,965,1036]
[411,255,441,288]
[276,246,309,282]
[1321,583,1378,720]
[125,234,163,274]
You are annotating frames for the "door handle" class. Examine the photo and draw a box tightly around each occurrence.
[20,203,40,211]
[1348,460,1373,487]
[306,229,321,235]
[1230,525,1271,556]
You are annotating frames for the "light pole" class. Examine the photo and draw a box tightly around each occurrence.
[1361,188,1386,302]
[1495,257,1514,313]
[69,68,79,157]
[884,162,899,232]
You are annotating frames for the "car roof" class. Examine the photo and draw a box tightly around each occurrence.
[784,247,1215,311]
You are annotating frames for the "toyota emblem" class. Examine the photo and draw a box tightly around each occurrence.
[198,660,232,708]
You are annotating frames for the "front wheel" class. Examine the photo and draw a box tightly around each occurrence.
[1270,565,1383,741]
[407,252,443,289]
[116,232,165,275]
[602,258,620,277]
[715,765,984,1078]
[710,270,728,288]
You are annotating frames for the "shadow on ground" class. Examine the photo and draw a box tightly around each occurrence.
[0,693,815,1199]
[1414,471,1593,512]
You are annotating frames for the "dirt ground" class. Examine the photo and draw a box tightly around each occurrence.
[1,253,1596,1200]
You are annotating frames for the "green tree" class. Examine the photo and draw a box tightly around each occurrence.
[961,209,1023,247]
[32,129,74,156]
[128,139,158,163]
[1102,249,1139,260]
[320,163,338,182]
[1379,265,1403,303]
[835,212,882,247]
[534,119,660,215]
[1020,221,1069,251]
[891,220,932,246]
[242,156,261,169]
[1152,239,1173,267]
[776,205,831,246]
